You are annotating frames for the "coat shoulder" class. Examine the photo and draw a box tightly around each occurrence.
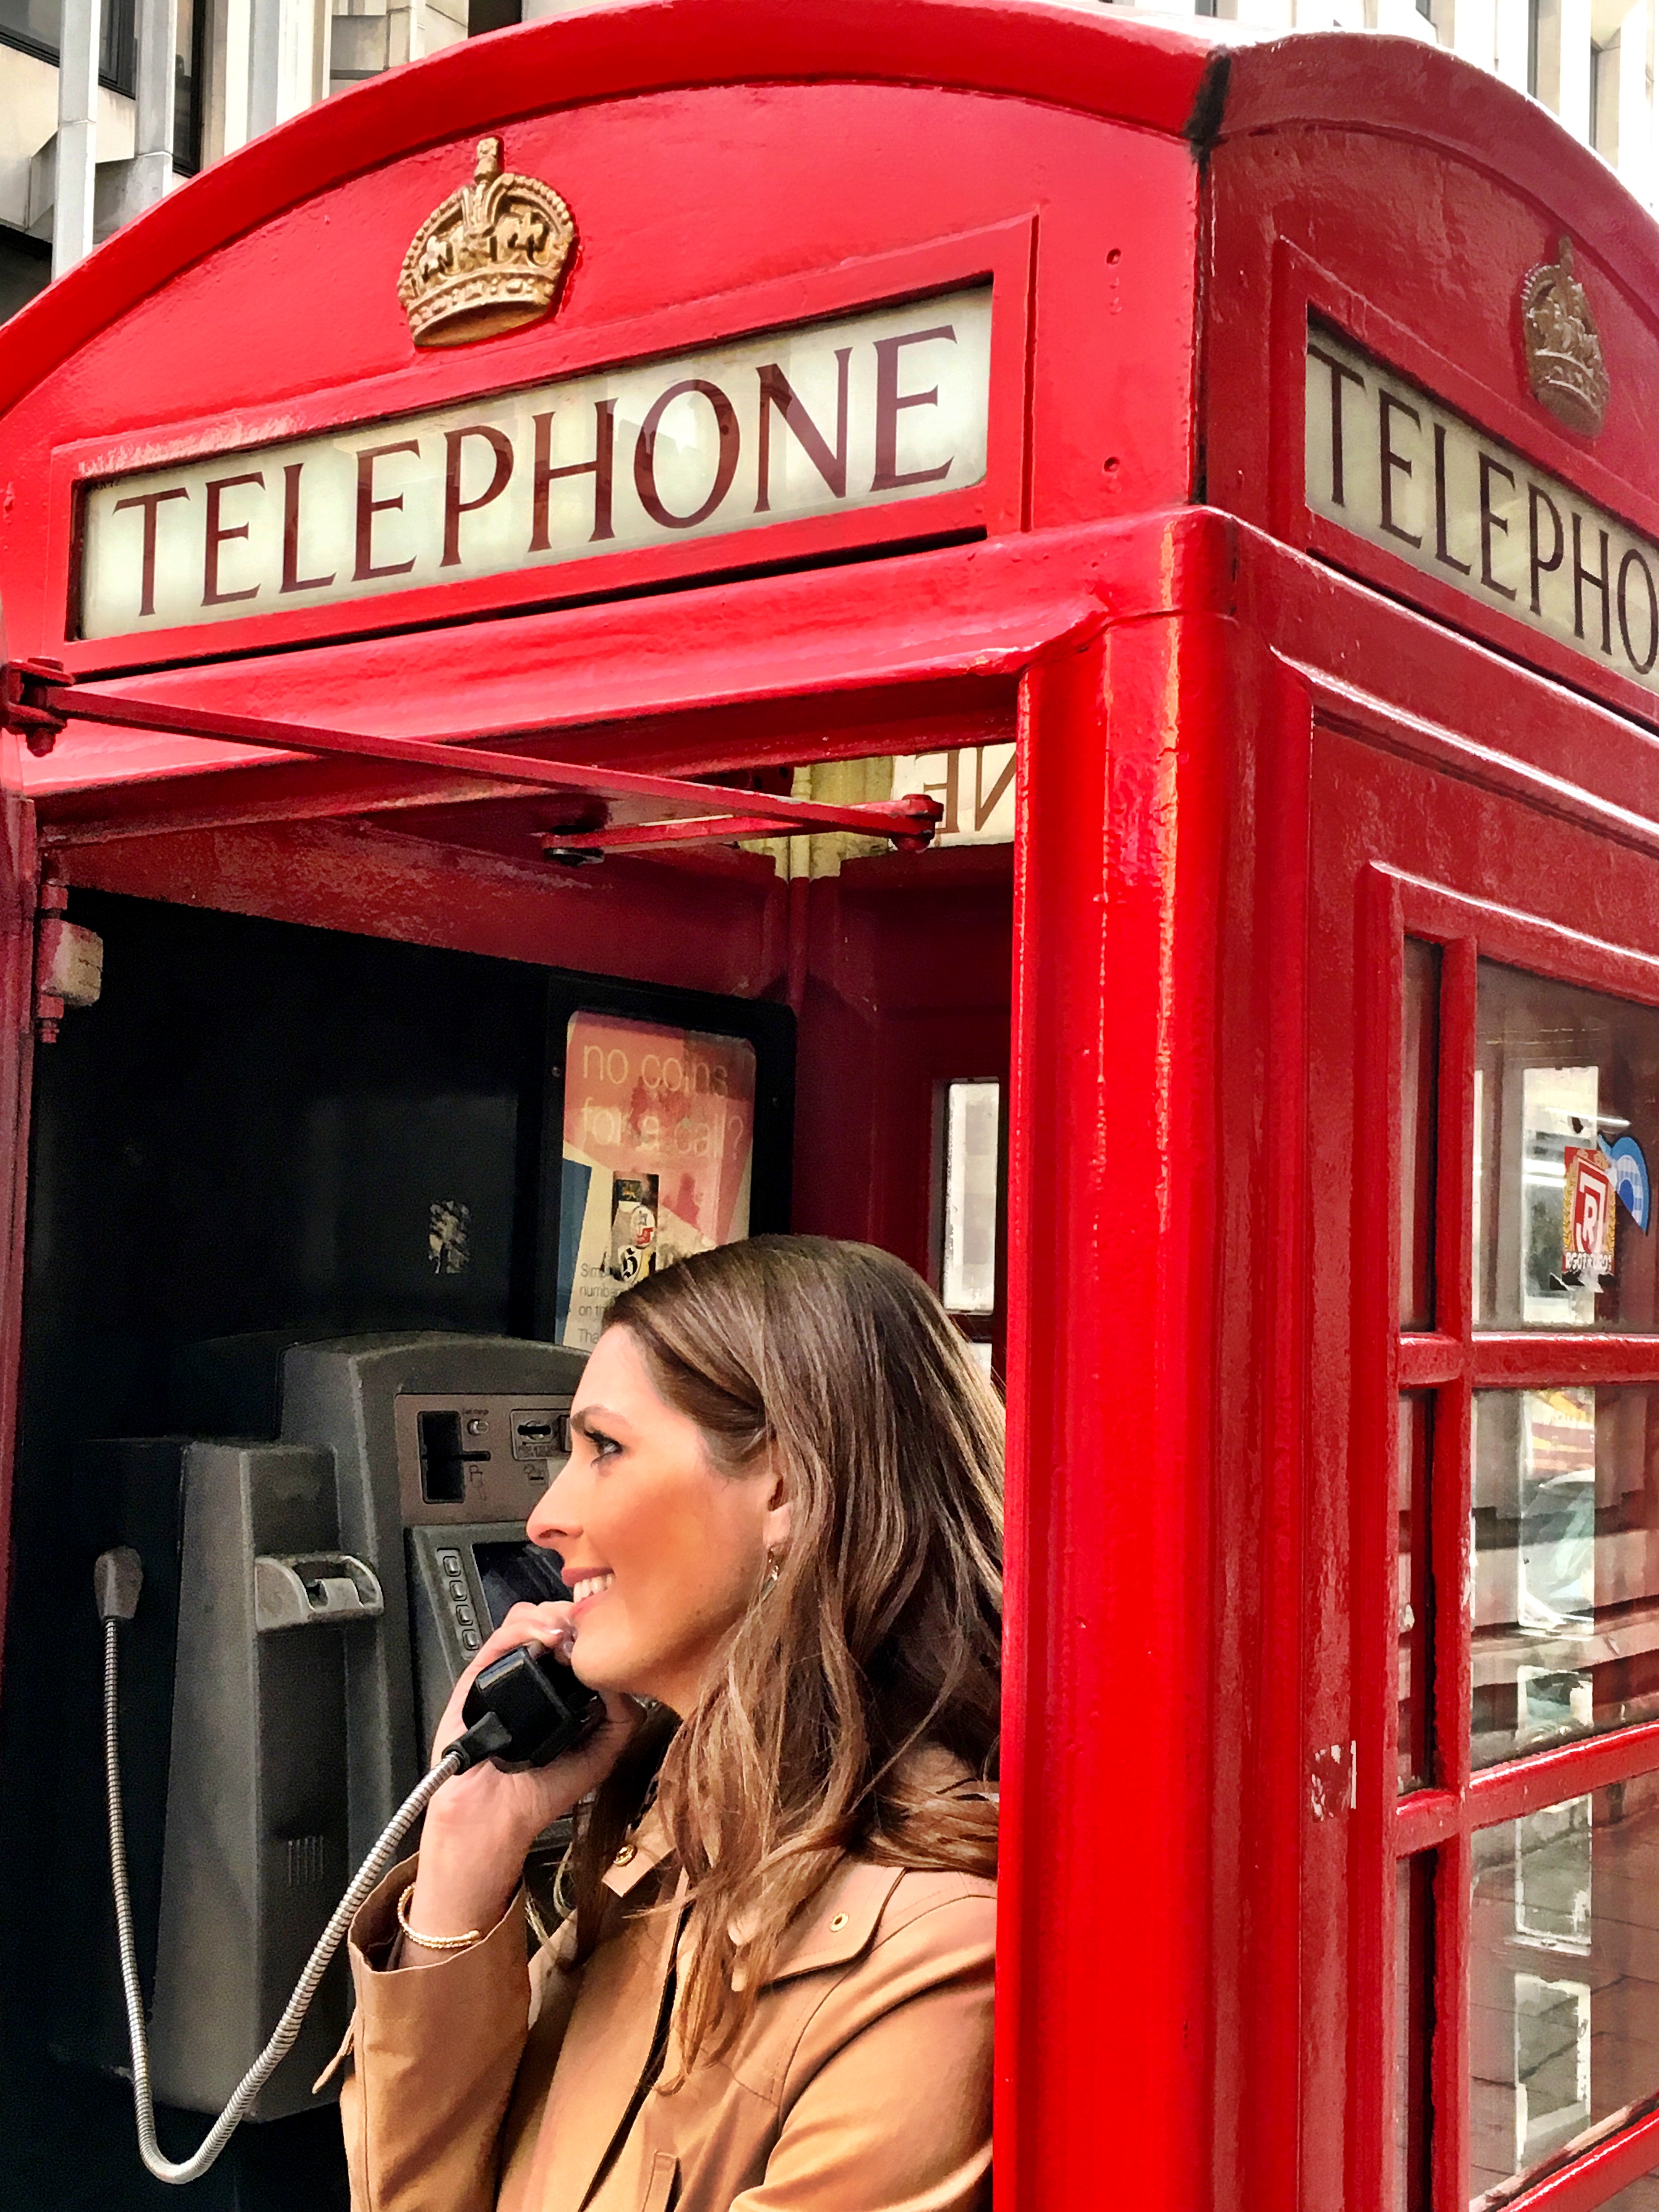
[751,1861,996,2111]
[868,1861,997,1957]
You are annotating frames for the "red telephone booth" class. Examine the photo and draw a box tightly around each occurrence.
[5,8,1659,2211]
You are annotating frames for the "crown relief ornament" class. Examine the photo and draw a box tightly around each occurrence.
[398,136,575,348]
[1521,236,1610,437]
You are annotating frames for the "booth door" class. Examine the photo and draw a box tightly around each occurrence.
[1307,719,1659,2212]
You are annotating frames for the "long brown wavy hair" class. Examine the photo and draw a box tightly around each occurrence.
[563,1234,1002,2076]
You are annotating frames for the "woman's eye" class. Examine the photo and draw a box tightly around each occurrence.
[586,1427,620,1461]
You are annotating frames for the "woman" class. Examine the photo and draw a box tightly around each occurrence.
[337,1235,1002,2212]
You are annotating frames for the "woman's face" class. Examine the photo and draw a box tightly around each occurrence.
[526,1324,789,1715]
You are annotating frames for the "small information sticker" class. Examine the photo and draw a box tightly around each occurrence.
[1562,1145,1617,1287]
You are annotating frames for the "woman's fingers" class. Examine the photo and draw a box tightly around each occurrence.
[429,1600,575,1766]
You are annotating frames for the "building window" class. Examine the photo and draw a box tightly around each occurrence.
[0,227,49,320]
[0,0,202,151]
[174,0,206,171]
[1592,37,1619,161]
[0,0,132,92]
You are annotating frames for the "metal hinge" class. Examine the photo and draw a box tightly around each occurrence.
[33,868,103,1045]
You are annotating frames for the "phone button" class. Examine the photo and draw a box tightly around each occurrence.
[460,1628,481,1651]
[455,1606,475,1628]
[437,1550,462,1574]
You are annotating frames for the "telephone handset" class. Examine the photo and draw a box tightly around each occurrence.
[463,1642,603,1769]
[60,1334,596,2187]
[100,1560,601,2184]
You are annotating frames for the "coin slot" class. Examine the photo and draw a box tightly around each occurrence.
[417,1408,489,1503]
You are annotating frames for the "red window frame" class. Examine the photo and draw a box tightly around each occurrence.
[1363,862,1659,2212]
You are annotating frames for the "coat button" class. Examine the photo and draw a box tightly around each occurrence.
[828,1911,848,1931]
[613,1844,636,1866]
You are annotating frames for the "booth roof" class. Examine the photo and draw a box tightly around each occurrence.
[0,0,1217,417]
[6,0,1656,420]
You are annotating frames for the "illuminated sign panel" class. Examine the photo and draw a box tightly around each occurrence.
[1305,322,1659,696]
[77,286,992,640]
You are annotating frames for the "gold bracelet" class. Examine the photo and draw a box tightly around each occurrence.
[396,1883,483,1953]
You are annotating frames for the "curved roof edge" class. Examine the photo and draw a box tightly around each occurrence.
[0,0,1219,413]
[1220,32,1659,309]
[7,4,1650,423]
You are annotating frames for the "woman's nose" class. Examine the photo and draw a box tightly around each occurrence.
[527,1464,577,1547]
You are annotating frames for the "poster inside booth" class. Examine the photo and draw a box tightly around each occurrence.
[555,1012,758,1350]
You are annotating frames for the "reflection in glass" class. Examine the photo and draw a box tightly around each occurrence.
[1401,939,1439,1330]
[1396,1854,1432,2212]
[1400,1393,1433,1793]
[1471,1784,1659,2205]
[1476,961,1659,1330]
[1472,1388,1659,1768]
[1513,1972,1592,2169]
[1512,1799,1592,1951]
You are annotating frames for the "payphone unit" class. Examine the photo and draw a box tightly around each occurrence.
[53,1330,586,2130]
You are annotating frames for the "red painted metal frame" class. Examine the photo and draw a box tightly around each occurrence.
[4,674,945,850]
[48,219,1035,675]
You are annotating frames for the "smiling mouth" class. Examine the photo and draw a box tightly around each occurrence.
[569,1572,614,1606]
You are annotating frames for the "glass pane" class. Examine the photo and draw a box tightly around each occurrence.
[99,0,133,96]
[1476,961,1659,1330]
[1402,939,1440,1330]
[1472,1387,1659,1768]
[1471,1784,1659,2204]
[1400,1392,1434,1794]
[0,0,60,51]
[1397,1853,1433,2212]
[941,1080,1000,1314]
[174,0,207,172]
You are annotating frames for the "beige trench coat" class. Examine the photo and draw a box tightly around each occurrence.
[335,1792,995,2212]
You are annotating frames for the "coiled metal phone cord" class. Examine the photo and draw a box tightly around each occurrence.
[98,1547,488,2185]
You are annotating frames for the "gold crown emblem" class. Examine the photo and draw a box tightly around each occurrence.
[1521,236,1609,437]
[398,137,575,348]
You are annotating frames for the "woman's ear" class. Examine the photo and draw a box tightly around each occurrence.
[760,1460,792,1559]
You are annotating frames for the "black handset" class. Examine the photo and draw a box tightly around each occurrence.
[459,1643,603,1770]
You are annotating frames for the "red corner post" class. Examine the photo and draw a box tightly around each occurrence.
[1000,600,1232,2212]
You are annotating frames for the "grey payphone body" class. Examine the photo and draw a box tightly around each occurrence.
[54,1332,584,2123]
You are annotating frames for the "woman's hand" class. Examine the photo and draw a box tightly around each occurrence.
[401,1601,639,1963]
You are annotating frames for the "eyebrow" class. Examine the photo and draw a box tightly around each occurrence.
[572,1406,623,1437]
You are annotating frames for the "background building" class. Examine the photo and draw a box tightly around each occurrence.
[1,0,1652,316]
